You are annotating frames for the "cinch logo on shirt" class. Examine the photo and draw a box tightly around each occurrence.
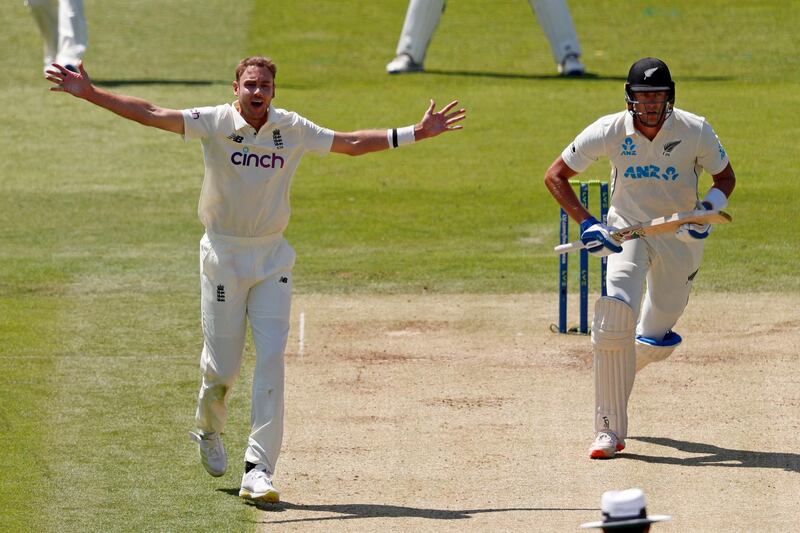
[623,165,680,181]
[621,137,637,156]
[230,147,285,169]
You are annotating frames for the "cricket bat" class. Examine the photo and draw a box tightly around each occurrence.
[554,209,732,254]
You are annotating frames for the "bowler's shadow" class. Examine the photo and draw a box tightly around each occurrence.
[623,436,800,473]
[217,489,596,525]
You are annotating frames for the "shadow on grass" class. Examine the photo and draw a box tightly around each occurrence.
[421,69,732,83]
[217,488,596,524]
[623,436,800,473]
[93,79,312,89]
[423,69,616,81]
[93,78,229,87]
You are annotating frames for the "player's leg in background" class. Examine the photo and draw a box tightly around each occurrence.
[55,0,87,68]
[26,0,59,71]
[243,271,292,476]
[528,0,584,75]
[635,236,704,370]
[387,0,445,73]
[195,235,249,438]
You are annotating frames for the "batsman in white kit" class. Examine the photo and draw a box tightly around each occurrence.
[544,57,736,459]
[45,56,466,500]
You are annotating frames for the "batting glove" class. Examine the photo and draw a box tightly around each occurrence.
[580,217,622,257]
[675,202,713,242]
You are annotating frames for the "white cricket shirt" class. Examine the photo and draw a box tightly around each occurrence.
[561,108,729,224]
[182,104,334,238]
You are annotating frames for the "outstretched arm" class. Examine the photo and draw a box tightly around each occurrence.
[330,99,466,156]
[46,63,185,135]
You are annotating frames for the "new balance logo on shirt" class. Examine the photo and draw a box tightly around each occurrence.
[227,132,244,143]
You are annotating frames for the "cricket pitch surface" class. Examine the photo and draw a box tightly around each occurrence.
[249,293,799,531]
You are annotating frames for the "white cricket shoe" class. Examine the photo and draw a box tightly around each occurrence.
[188,431,227,477]
[386,54,424,74]
[558,54,585,76]
[589,430,620,459]
[239,464,280,503]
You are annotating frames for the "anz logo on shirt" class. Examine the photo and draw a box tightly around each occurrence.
[620,137,637,156]
[623,165,680,181]
[230,146,285,169]
[718,142,727,160]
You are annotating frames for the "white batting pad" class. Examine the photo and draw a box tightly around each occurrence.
[635,331,682,372]
[396,0,446,62]
[592,297,636,439]
[529,0,581,64]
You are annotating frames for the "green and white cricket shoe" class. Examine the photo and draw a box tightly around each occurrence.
[239,464,280,503]
[188,431,227,477]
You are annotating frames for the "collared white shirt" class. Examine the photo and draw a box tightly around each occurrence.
[561,108,729,224]
[182,104,334,238]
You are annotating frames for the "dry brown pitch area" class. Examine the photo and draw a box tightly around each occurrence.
[250,293,799,531]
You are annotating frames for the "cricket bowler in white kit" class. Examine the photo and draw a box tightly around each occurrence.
[544,58,736,459]
[386,0,585,76]
[45,57,466,501]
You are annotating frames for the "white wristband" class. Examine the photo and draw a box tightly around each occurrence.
[702,187,728,211]
[387,125,416,149]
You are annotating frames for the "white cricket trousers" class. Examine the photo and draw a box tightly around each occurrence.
[195,231,295,474]
[26,0,87,68]
[605,229,705,340]
[592,229,703,439]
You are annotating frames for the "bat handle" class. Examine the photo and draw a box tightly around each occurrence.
[554,241,586,254]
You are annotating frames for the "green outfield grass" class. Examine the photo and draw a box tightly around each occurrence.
[1,0,797,531]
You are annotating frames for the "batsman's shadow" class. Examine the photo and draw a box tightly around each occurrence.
[622,436,800,473]
[217,489,596,525]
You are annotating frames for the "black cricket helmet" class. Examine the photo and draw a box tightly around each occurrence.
[625,57,675,126]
